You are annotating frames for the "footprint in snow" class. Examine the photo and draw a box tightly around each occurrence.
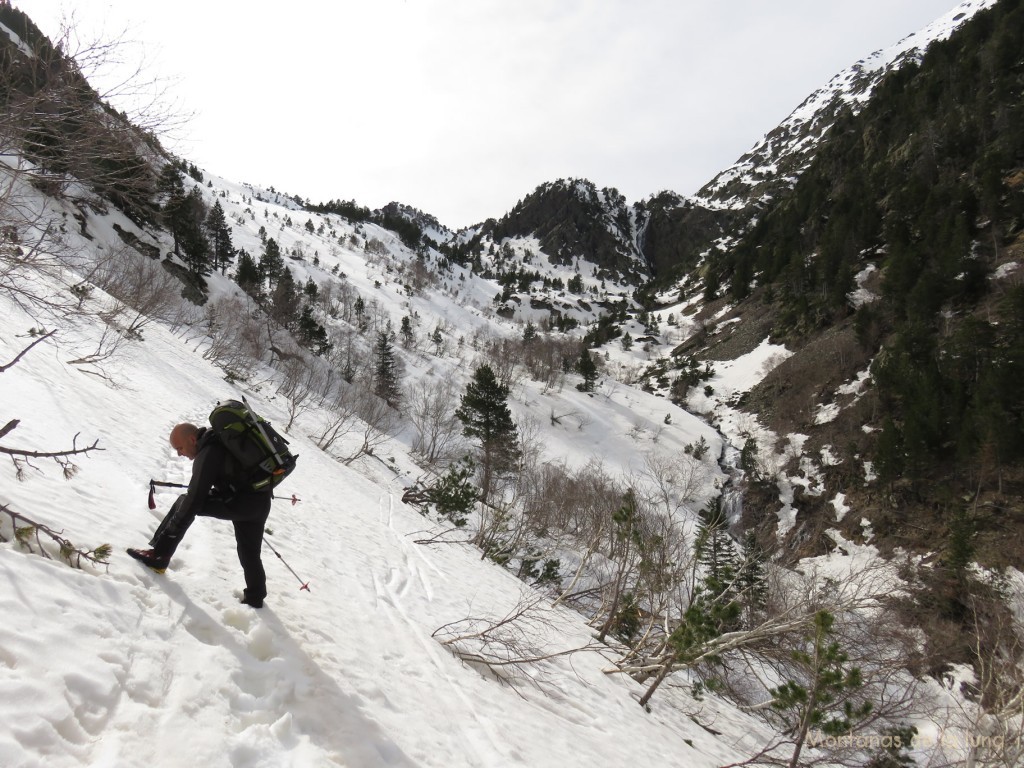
[246,625,278,662]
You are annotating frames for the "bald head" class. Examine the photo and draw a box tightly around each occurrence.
[169,423,200,460]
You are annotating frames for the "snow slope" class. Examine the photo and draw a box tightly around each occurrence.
[0,269,773,768]
[0,158,778,766]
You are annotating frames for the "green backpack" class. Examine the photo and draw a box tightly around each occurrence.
[209,397,297,493]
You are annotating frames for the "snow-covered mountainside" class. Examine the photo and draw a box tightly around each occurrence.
[696,0,999,210]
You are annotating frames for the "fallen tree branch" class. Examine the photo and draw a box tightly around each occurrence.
[0,329,56,373]
[433,592,614,693]
[0,503,111,568]
[0,421,103,480]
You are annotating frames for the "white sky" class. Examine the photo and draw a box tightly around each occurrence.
[25,0,960,229]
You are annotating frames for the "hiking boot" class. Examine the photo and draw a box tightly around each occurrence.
[127,547,170,573]
[240,590,264,609]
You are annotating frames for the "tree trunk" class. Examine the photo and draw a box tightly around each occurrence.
[638,651,678,708]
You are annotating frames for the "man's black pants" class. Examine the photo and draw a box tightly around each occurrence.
[151,492,272,600]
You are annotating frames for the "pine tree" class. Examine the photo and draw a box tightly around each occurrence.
[353,295,367,332]
[269,267,300,329]
[694,497,741,602]
[737,529,769,620]
[427,457,477,527]
[158,164,210,276]
[158,164,187,257]
[178,187,210,276]
[205,200,234,274]
[259,237,284,290]
[234,249,261,298]
[522,321,537,344]
[297,306,331,356]
[373,331,402,407]
[739,437,758,473]
[303,278,319,301]
[576,348,599,392]
[770,611,873,768]
[400,315,415,348]
[455,364,521,503]
[430,325,444,355]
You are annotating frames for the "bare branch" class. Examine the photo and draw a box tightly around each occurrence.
[0,422,102,480]
[0,329,56,372]
[0,419,19,440]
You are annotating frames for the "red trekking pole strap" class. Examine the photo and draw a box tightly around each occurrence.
[149,479,187,509]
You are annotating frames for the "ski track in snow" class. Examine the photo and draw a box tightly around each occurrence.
[370,493,505,767]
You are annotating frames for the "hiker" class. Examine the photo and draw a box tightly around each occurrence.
[128,422,272,608]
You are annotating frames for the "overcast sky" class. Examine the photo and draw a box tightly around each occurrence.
[26,0,961,229]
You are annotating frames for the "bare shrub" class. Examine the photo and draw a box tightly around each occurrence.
[524,335,579,391]
[1,501,110,568]
[344,388,399,465]
[64,322,132,373]
[309,383,362,452]
[318,279,359,322]
[324,325,370,383]
[310,382,398,465]
[1,13,180,327]
[90,246,182,335]
[432,591,603,690]
[276,355,333,431]
[407,375,464,467]
[927,595,1024,768]
[402,256,438,295]
[481,335,525,391]
[0,412,101,480]
[639,451,711,516]
[470,416,547,558]
[2,16,180,239]
[201,295,266,379]
[0,215,78,317]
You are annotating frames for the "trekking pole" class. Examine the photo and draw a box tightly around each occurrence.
[148,480,309,591]
[263,536,311,591]
[148,480,300,508]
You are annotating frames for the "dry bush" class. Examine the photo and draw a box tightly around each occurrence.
[345,387,400,464]
[324,325,370,383]
[90,246,182,335]
[201,295,266,379]
[522,458,622,543]
[2,15,181,226]
[407,375,464,467]
[639,451,711,516]
[432,591,604,692]
[1,14,180,323]
[480,334,525,391]
[922,596,1024,768]
[524,335,580,391]
[276,354,333,431]
[309,384,362,452]
[309,381,398,465]
[318,278,358,322]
